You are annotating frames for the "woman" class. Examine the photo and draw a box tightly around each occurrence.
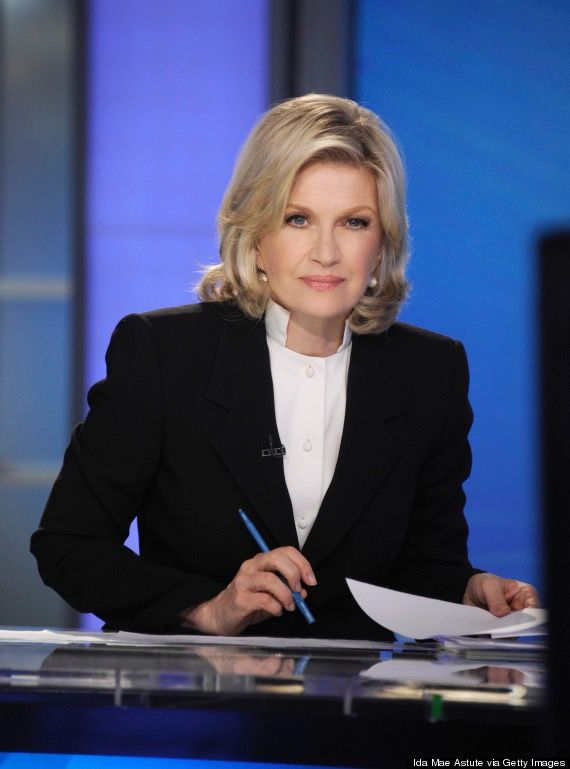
[31,94,538,640]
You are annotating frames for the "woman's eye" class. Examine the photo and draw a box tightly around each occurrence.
[346,217,369,229]
[286,214,307,227]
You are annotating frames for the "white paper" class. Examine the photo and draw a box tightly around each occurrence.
[0,627,387,652]
[115,631,387,651]
[346,578,547,640]
[0,629,111,645]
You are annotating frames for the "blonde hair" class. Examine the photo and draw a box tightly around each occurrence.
[198,93,409,334]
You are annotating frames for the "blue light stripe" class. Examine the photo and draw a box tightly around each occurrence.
[0,753,359,769]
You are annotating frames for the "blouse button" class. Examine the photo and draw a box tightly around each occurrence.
[305,364,315,378]
[299,517,307,529]
[303,439,312,452]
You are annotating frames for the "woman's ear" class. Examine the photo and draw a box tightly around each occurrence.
[255,245,265,272]
[375,240,385,269]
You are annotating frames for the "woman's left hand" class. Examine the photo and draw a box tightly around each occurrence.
[463,572,540,616]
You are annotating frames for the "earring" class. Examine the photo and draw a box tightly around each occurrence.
[368,273,378,289]
[258,270,268,283]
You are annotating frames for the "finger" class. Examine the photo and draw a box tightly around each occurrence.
[272,552,315,593]
[249,548,316,592]
[481,578,512,617]
[237,589,286,619]
[502,579,536,607]
[268,546,317,586]
[248,551,304,593]
[233,566,307,614]
[235,571,297,611]
[509,584,540,610]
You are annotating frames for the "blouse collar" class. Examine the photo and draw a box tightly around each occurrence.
[264,299,352,354]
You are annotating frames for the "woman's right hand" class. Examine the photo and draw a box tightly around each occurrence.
[179,546,317,636]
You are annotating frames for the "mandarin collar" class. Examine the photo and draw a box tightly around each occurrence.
[264,299,352,354]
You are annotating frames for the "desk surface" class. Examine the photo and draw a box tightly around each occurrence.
[0,631,547,766]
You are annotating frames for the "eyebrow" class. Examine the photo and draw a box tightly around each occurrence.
[285,203,378,216]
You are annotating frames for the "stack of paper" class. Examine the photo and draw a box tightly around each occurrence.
[0,628,386,651]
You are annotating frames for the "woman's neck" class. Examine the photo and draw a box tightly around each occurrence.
[285,314,345,357]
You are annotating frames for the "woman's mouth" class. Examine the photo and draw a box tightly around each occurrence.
[300,275,344,291]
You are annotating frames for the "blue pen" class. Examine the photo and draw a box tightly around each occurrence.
[238,508,315,625]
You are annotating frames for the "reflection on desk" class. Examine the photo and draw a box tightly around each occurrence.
[0,630,547,765]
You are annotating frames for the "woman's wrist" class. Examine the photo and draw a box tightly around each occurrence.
[179,599,216,633]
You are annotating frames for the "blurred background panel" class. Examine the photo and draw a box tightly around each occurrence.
[0,0,75,626]
[0,0,568,630]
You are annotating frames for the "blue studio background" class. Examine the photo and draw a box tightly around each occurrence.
[355,0,569,585]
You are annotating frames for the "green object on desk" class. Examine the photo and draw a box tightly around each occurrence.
[430,693,443,722]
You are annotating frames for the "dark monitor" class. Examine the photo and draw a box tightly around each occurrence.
[539,231,570,754]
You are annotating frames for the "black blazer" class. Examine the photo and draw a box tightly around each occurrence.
[31,302,479,640]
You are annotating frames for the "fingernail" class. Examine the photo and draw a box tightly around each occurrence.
[306,571,317,586]
[288,601,295,611]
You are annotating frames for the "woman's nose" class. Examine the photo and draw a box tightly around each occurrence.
[312,228,339,266]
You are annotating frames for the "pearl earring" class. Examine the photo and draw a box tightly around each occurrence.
[368,274,378,289]
[258,270,268,283]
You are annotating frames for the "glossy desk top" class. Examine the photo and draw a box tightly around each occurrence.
[0,629,545,716]
[0,630,548,764]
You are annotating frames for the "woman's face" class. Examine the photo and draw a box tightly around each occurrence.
[256,162,381,335]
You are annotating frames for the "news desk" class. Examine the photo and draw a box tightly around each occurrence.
[0,631,546,767]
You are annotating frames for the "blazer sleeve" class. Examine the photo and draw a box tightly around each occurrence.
[385,339,482,603]
[30,314,224,631]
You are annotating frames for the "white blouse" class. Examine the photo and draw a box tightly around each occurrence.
[265,300,352,548]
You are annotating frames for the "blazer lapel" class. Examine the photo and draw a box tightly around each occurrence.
[207,314,298,549]
[302,332,410,568]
